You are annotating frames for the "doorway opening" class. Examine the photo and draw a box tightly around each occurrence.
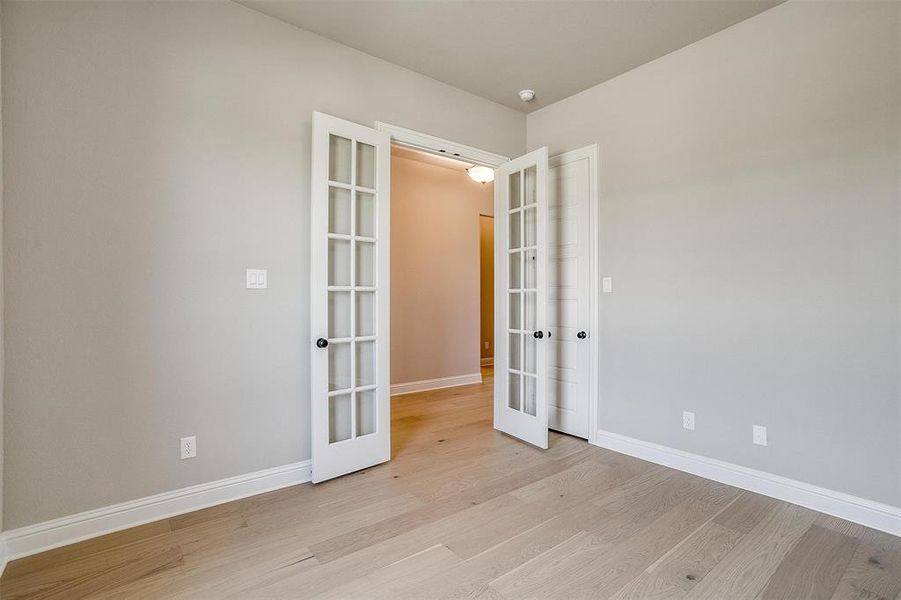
[388,144,497,454]
[310,113,597,482]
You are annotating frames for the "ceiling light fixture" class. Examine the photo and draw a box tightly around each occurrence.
[467,165,495,184]
[518,89,536,103]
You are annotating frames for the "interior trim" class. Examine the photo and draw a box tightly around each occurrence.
[390,372,483,396]
[593,429,901,536]
[0,534,7,578]
[1,460,313,565]
[375,121,510,167]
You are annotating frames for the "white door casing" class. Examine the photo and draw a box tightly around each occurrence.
[310,112,391,483]
[547,146,597,439]
[494,147,550,449]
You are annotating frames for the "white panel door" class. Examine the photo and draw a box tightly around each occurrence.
[310,111,391,483]
[494,147,549,449]
[547,148,594,439]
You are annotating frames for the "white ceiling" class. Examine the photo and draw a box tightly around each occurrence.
[238,0,782,112]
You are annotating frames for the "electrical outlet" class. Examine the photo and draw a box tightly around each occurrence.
[682,411,695,431]
[753,425,767,446]
[180,436,197,459]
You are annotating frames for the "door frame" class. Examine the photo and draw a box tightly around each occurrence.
[548,144,600,445]
[366,122,600,446]
[375,122,509,168]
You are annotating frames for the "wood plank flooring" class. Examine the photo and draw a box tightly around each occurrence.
[2,367,899,599]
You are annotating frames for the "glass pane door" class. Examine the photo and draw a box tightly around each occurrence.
[311,112,390,483]
[326,135,379,445]
[494,147,549,449]
[507,166,540,417]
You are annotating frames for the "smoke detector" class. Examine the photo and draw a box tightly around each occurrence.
[518,89,536,103]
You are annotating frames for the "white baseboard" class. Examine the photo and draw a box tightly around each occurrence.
[480,358,494,367]
[0,533,7,578]
[390,372,482,396]
[1,460,312,566]
[593,429,901,537]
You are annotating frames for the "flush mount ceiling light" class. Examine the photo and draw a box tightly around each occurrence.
[467,165,495,184]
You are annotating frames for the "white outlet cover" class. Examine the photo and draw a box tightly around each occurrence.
[682,411,695,431]
[180,436,197,459]
[753,425,768,446]
[602,277,613,293]
[246,269,267,289]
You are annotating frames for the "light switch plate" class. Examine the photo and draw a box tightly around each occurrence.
[246,269,267,289]
[602,277,613,293]
[753,425,768,446]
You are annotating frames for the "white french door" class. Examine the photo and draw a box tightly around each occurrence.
[494,147,550,449]
[547,147,595,439]
[310,112,391,483]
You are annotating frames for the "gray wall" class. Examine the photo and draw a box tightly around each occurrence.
[0,0,4,533]
[2,0,524,529]
[528,0,900,506]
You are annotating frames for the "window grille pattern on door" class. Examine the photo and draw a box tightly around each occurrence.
[506,165,540,417]
[325,134,379,443]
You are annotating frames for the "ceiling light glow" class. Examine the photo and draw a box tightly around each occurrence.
[467,165,495,184]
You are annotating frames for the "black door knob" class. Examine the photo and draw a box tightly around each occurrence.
[577,331,587,339]
[316,338,329,348]
[533,331,544,339]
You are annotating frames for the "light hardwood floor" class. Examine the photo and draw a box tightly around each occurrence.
[2,367,900,599]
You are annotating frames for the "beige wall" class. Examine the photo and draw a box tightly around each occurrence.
[1,0,524,529]
[390,153,494,385]
[479,216,494,362]
[528,0,900,506]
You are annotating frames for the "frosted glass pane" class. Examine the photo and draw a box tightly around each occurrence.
[328,291,351,338]
[524,166,537,206]
[508,171,521,209]
[328,239,351,287]
[355,241,375,287]
[509,292,521,330]
[524,291,536,331]
[508,372,521,411]
[356,191,375,238]
[524,207,537,247]
[355,291,375,337]
[329,135,352,184]
[509,251,522,289]
[509,211,521,249]
[328,342,351,392]
[356,142,376,189]
[329,187,351,235]
[524,334,536,374]
[356,390,376,437]
[329,394,352,443]
[524,248,537,289]
[355,340,376,387]
[523,375,537,416]
[509,333,521,371]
